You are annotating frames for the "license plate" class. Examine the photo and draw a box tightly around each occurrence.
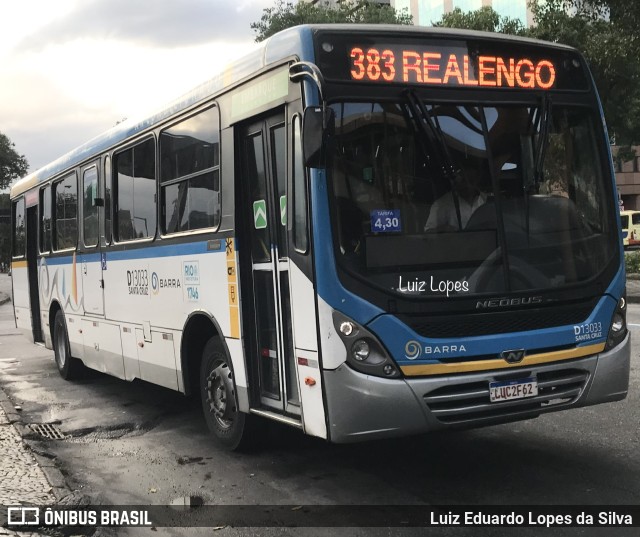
[489,377,538,403]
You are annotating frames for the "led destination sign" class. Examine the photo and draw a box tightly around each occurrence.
[349,47,556,89]
[315,34,589,91]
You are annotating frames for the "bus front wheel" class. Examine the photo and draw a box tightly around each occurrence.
[200,337,259,451]
[53,310,84,380]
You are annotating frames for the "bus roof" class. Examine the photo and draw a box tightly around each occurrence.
[10,24,577,199]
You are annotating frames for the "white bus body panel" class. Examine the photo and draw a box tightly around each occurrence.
[11,264,30,335]
[316,296,347,371]
[288,262,327,438]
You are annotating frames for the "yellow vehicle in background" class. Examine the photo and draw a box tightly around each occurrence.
[620,210,640,248]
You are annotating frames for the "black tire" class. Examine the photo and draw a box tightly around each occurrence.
[200,337,261,451]
[53,310,84,380]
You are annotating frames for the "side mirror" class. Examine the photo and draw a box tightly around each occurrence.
[303,106,334,168]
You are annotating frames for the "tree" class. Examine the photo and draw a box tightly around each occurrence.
[527,0,640,154]
[0,193,9,269]
[434,1,640,156]
[433,6,526,35]
[0,132,28,190]
[251,0,412,43]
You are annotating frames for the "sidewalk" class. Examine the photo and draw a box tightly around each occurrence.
[625,274,640,303]
[0,391,56,501]
[0,290,57,536]
[0,390,57,537]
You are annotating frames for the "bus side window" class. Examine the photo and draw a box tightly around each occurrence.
[53,174,78,251]
[12,197,25,258]
[114,138,156,241]
[160,106,220,234]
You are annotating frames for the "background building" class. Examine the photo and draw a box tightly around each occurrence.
[391,0,534,27]
[614,147,640,211]
[306,1,533,27]
[309,0,392,6]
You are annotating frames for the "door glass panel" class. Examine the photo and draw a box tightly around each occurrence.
[83,167,99,247]
[104,155,112,243]
[271,124,287,258]
[246,132,271,263]
[292,116,308,252]
[280,272,299,405]
[39,187,51,253]
[254,271,280,399]
[12,198,25,257]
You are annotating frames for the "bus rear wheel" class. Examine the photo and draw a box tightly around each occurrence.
[53,310,84,380]
[200,337,259,451]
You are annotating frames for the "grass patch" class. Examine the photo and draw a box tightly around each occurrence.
[625,250,640,274]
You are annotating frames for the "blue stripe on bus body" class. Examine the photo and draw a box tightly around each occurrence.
[369,295,616,367]
[41,240,224,266]
[310,168,384,325]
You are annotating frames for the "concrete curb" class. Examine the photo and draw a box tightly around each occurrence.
[0,387,71,503]
[0,292,10,306]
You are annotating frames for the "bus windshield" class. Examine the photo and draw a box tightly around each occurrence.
[329,100,616,298]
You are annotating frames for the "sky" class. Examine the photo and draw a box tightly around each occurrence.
[0,0,274,180]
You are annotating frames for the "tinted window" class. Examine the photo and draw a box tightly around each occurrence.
[104,155,112,243]
[53,174,78,250]
[160,106,220,233]
[12,198,25,258]
[330,101,616,297]
[40,186,51,253]
[292,116,308,252]
[83,167,99,247]
[271,123,287,257]
[115,138,156,241]
[246,132,270,263]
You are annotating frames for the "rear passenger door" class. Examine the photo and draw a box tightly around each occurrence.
[80,161,105,315]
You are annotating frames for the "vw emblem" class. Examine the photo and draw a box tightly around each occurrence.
[500,349,526,364]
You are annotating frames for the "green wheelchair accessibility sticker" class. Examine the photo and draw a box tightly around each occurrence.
[253,200,267,229]
[280,195,287,226]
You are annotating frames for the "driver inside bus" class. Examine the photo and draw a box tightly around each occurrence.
[424,158,488,232]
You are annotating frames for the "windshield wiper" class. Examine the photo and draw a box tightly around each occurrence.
[534,94,553,184]
[523,94,553,247]
[402,90,463,230]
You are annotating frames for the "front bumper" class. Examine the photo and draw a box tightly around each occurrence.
[324,333,630,443]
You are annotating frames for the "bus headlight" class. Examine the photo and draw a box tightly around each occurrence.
[333,312,400,378]
[605,294,627,351]
[352,339,370,361]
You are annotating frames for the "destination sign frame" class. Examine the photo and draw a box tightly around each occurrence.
[315,33,590,92]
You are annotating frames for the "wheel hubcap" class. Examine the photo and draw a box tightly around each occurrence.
[205,361,235,429]
[55,329,66,368]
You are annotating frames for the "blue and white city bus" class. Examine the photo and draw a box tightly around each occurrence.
[10,25,629,449]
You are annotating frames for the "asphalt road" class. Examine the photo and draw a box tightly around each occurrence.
[0,273,638,537]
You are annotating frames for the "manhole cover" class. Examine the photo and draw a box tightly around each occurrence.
[29,423,67,440]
